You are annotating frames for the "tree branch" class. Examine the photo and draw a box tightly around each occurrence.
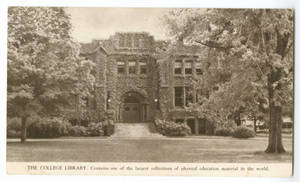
[195,40,233,50]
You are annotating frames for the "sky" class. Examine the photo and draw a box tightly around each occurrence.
[66,8,171,43]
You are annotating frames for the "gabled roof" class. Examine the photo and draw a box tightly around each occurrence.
[80,40,114,55]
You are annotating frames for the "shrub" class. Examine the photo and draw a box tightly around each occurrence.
[232,126,255,138]
[7,117,22,131]
[86,122,105,136]
[68,125,87,136]
[205,120,217,135]
[103,119,115,136]
[215,127,233,136]
[154,119,191,136]
[27,117,71,138]
[7,129,21,138]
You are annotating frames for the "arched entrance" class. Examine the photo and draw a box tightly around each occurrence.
[120,91,147,123]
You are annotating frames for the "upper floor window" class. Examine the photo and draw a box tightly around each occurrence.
[117,61,125,74]
[119,37,125,47]
[174,60,183,74]
[139,61,147,74]
[129,61,136,74]
[134,36,140,48]
[195,62,203,75]
[185,60,193,75]
[125,35,133,48]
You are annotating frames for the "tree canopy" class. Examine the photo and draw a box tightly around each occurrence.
[163,9,294,153]
[7,7,95,142]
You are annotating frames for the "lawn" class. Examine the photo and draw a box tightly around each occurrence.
[7,137,293,163]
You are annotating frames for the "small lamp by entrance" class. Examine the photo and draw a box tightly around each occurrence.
[154,98,160,109]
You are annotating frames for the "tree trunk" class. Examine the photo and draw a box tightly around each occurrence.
[265,102,285,153]
[20,116,27,143]
[265,71,286,153]
[253,116,257,134]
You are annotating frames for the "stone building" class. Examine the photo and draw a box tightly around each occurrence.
[80,32,208,135]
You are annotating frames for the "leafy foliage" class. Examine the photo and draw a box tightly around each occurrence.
[215,127,234,136]
[86,122,105,136]
[232,126,255,139]
[163,9,293,152]
[68,125,87,136]
[155,119,191,136]
[7,7,95,141]
[27,117,71,138]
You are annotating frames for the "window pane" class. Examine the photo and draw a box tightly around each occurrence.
[118,67,125,74]
[140,67,147,74]
[196,69,203,75]
[140,61,147,74]
[117,61,125,74]
[117,61,125,65]
[195,62,203,75]
[175,119,184,123]
[126,35,133,47]
[185,60,193,75]
[185,60,192,68]
[175,68,182,74]
[134,36,139,48]
[129,61,136,74]
[185,68,192,75]
[174,87,184,107]
[174,60,182,74]
[119,37,125,47]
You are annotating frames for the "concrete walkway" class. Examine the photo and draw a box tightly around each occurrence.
[111,123,163,138]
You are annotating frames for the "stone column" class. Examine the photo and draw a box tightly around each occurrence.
[95,51,107,121]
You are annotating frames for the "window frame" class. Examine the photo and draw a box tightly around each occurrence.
[184,60,193,75]
[117,60,125,74]
[174,60,183,75]
[128,60,136,74]
[174,87,184,107]
[139,61,147,74]
[195,62,203,75]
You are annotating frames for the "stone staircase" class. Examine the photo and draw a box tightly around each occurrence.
[111,123,163,138]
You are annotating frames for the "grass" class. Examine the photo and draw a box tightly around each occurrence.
[7,137,292,163]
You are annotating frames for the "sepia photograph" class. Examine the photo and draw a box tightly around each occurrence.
[6,7,294,177]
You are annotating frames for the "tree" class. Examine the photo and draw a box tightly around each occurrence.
[163,9,293,153]
[7,7,95,142]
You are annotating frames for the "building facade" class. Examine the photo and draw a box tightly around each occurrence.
[80,32,209,135]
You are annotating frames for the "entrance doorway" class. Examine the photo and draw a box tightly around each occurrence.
[121,91,147,123]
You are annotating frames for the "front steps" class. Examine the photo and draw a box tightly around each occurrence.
[111,123,163,138]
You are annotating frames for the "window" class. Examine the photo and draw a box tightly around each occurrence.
[134,36,140,48]
[174,60,183,74]
[119,37,125,47]
[185,87,193,106]
[175,119,184,123]
[185,60,193,75]
[117,61,125,74]
[139,39,144,48]
[174,87,184,107]
[174,87,194,107]
[195,62,203,75]
[140,61,147,74]
[125,35,133,48]
[129,61,136,74]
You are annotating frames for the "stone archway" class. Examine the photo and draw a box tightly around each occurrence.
[119,91,147,123]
